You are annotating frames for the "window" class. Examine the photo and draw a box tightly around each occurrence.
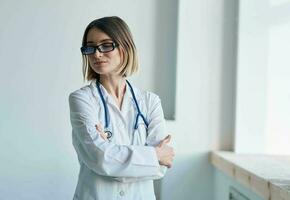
[235,1,290,155]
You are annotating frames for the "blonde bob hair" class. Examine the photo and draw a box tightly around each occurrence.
[81,16,139,81]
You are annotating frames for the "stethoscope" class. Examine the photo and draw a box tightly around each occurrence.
[96,80,149,140]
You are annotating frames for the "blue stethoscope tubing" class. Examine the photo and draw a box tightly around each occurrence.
[96,80,149,139]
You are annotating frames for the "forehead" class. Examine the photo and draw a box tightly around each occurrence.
[86,28,112,44]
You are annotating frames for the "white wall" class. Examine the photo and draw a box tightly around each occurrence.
[0,0,237,199]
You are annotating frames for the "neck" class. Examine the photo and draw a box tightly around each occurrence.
[99,75,126,99]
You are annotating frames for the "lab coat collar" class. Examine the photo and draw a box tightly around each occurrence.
[89,79,144,107]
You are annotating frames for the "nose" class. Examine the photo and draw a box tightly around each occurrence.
[93,49,103,58]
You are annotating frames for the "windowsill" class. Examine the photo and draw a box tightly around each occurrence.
[211,151,290,200]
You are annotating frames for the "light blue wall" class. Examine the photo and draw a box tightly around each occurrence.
[0,0,238,199]
[0,0,177,199]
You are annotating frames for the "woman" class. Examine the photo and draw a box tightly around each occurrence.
[69,16,175,200]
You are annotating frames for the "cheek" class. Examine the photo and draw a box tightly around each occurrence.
[106,51,121,66]
[116,55,122,65]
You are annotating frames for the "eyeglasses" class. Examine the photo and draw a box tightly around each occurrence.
[80,42,119,55]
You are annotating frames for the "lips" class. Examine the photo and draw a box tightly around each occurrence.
[94,61,108,65]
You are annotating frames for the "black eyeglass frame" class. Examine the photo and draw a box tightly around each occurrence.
[80,42,119,55]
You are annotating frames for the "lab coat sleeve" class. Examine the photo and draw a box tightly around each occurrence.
[69,90,160,178]
[113,93,168,183]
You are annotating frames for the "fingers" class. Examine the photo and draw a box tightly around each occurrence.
[95,123,103,132]
[95,123,108,140]
[164,135,171,143]
[159,144,175,168]
[161,157,173,168]
[159,135,171,147]
[101,132,108,140]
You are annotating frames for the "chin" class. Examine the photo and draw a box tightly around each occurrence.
[92,66,107,73]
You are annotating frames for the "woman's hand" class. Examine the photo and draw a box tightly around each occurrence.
[95,123,108,140]
[155,135,175,168]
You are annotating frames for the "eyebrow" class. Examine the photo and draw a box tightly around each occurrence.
[86,39,113,44]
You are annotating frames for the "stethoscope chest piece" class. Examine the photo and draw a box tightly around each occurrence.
[105,130,112,139]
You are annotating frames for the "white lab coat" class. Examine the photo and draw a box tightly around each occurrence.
[69,80,168,200]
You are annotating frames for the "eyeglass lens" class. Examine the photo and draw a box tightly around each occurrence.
[81,42,117,55]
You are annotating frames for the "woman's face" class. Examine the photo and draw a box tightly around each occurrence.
[86,28,122,76]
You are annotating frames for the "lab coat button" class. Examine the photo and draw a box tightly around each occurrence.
[119,190,125,196]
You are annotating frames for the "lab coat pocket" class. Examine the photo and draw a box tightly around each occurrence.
[132,121,148,145]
